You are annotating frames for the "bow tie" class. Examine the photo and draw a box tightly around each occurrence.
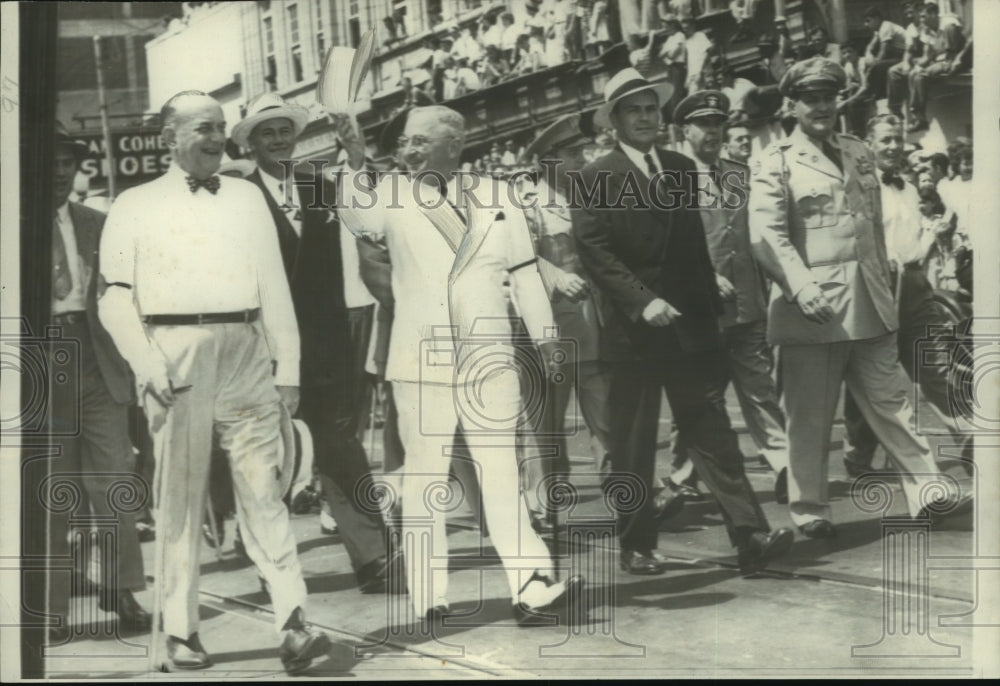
[881,170,904,190]
[186,174,220,194]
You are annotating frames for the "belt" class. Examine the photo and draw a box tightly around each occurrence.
[51,311,87,325]
[142,309,260,326]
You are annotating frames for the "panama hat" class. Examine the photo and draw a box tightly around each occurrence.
[593,68,673,130]
[522,112,591,162]
[231,92,310,148]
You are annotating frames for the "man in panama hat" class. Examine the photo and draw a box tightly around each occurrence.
[573,69,794,577]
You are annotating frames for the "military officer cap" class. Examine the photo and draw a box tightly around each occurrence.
[779,56,847,98]
[673,90,730,125]
[522,111,594,161]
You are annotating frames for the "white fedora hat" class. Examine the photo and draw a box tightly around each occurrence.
[231,91,310,148]
[593,68,674,130]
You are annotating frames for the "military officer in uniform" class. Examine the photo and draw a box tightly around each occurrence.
[748,58,967,538]
[672,91,790,502]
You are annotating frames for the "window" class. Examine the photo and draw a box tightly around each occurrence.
[262,15,276,87]
[316,0,326,63]
[287,4,303,82]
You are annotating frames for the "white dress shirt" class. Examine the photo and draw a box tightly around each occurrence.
[619,141,662,177]
[52,202,88,314]
[99,164,300,386]
[880,177,927,266]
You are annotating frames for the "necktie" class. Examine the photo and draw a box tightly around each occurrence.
[186,174,220,194]
[881,170,905,190]
[643,152,658,178]
[821,140,843,174]
[52,212,72,301]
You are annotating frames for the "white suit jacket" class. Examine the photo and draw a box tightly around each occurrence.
[339,170,555,385]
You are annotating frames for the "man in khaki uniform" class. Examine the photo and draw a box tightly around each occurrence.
[748,57,965,538]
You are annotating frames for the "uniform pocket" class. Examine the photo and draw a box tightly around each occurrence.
[796,183,837,229]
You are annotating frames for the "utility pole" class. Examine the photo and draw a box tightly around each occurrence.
[93,35,116,201]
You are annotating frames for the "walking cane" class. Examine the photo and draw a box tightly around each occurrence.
[148,407,167,672]
[546,346,561,581]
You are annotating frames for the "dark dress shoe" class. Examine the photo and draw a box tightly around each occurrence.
[99,589,152,632]
[798,519,837,539]
[619,549,667,575]
[166,633,213,671]
[513,571,583,627]
[843,457,872,479]
[136,519,155,543]
[738,528,794,577]
[652,488,684,522]
[279,608,331,674]
[916,492,973,524]
[424,605,450,625]
[662,478,705,502]
[774,468,788,505]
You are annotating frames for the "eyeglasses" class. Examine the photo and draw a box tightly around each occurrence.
[396,135,453,149]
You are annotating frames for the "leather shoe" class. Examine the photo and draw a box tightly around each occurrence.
[737,528,794,577]
[652,488,684,522]
[663,478,705,502]
[619,549,667,575]
[513,572,583,627]
[774,468,788,505]
[166,633,213,671]
[916,491,973,524]
[799,519,837,539]
[843,457,872,479]
[279,608,331,674]
[98,588,152,632]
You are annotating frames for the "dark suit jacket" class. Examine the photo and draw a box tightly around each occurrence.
[572,146,723,360]
[246,169,351,386]
[70,202,134,404]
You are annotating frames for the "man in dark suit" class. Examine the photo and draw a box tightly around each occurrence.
[572,69,794,577]
[231,93,395,594]
[45,123,151,640]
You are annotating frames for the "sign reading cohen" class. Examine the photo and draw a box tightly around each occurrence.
[74,129,172,187]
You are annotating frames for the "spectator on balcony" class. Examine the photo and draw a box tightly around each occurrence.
[681,17,714,92]
[442,56,460,100]
[798,26,838,62]
[588,0,611,58]
[454,56,483,96]
[544,0,572,66]
[501,139,519,166]
[859,7,906,99]
[886,1,925,118]
[453,25,484,64]
[480,14,504,50]
[719,66,754,115]
[479,44,510,86]
[890,2,965,132]
[836,43,868,136]
[728,0,761,43]
[500,11,524,66]
[528,25,550,70]
[398,76,435,114]
[628,32,656,77]
[665,0,696,21]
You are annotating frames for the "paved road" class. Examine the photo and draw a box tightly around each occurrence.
[44,387,987,678]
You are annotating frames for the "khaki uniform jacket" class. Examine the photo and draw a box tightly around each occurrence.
[748,127,898,345]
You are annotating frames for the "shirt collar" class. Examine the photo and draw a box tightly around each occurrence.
[56,202,70,224]
[619,141,658,174]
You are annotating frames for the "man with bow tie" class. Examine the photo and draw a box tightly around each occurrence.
[98,91,329,673]
[749,59,968,539]
[333,105,582,627]
[231,93,396,596]
[43,123,152,643]
[841,113,973,480]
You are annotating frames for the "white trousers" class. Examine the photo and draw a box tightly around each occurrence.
[393,374,555,618]
[145,321,307,639]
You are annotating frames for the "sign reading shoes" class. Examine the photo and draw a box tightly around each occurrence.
[71,129,173,186]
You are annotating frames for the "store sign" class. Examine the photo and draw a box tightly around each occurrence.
[73,129,172,186]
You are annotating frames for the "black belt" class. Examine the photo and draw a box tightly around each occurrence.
[142,309,260,326]
[52,311,87,325]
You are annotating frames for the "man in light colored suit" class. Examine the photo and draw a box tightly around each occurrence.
[749,58,968,538]
[333,106,581,626]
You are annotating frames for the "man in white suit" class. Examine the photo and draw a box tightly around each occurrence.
[333,106,581,626]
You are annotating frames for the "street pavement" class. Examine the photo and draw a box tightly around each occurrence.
[44,388,986,679]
